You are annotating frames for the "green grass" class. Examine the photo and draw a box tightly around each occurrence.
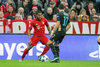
[0,60,100,67]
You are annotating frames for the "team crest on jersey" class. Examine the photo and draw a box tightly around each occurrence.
[36,23,38,25]
[42,22,44,24]
[37,26,40,29]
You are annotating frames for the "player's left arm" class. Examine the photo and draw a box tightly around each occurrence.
[28,21,33,45]
[45,19,51,34]
[46,25,51,34]
[66,23,71,32]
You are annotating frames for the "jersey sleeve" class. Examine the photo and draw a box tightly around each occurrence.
[28,20,34,29]
[45,18,49,26]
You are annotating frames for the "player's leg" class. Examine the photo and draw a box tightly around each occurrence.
[97,36,100,45]
[40,36,57,57]
[40,46,50,56]
[21,45,33,60]
[54,37,64,58]
[37,36,50,61]
[52,43,60,63]
[54,43,59,57]
[20,36,39,61]
[51,35,65,63]
[47,40,57,57]
[39,36,51,56]
[46,34,60,61]
[38,45,50,61]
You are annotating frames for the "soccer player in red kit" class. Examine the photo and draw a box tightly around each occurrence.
[19,10,51,62]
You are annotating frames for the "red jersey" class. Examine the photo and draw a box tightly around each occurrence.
[0,5,6,12]
[29,17,49,36]
[4,12,16,19]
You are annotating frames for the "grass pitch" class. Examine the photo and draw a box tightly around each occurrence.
[0,60,100,67]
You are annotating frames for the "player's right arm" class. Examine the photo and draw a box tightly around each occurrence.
[28,21,33,45]
[51,21,60,36]
[28,29,31,40]
[28,29,32,45]
[51,13,60,36]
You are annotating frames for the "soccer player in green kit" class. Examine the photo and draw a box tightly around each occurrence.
[46,4,71,63]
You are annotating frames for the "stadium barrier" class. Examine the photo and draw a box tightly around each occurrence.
[0,20,100,34]
[0,20,100,60]
[0,35,100,60]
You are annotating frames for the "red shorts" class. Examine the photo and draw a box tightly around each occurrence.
[31,36,49,46]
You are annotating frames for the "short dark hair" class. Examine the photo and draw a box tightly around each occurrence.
[58,4,65,9]
[36,10,42,15]
[76,1,82,6]
[50,1,55,5]
[88,1,93,5]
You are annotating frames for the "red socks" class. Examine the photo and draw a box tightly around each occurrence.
[21,46,50,59]
[40,46,50,56]
[21,48,29,59]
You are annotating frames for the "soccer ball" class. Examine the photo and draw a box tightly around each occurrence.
[40,55,49,62]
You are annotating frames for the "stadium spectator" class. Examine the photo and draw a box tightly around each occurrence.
[92,15,99,21]
[81,15,89,21]
[32,0,42,13]
[96,0,100,13]
[4,6,16,19]
[0,11,5,20]
[49,1,58,14]
[88,0,96,3]
[39,0,47,8]
[17,7,26,20]
[24,0,32,12]
[24,0,29,3]
[47,0,58,7]
[73,0,83,2]
[90,8,97,21]
[50,0,58,7]
[71,0,84,9]
[91,9,96,16]
[98,15,100,21]
[84,1,94,16]
[27,15,32,20]
[71,1,84,15]
[2,0,7,5]
[49,0,72,8]
[60,0,72,9]
[14,0,23,12]
[0,0,6,12]
[30,5,38,19]
[61,1,69,13]
[78,9,89,21]
[44,7,53,20]
[5,0,16,12]
[70,9,78,21]
[15,13,21,20]
[52,14,57,21]
[22,1,30,17]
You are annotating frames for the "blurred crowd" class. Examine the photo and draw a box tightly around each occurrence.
[0,0,100,21]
